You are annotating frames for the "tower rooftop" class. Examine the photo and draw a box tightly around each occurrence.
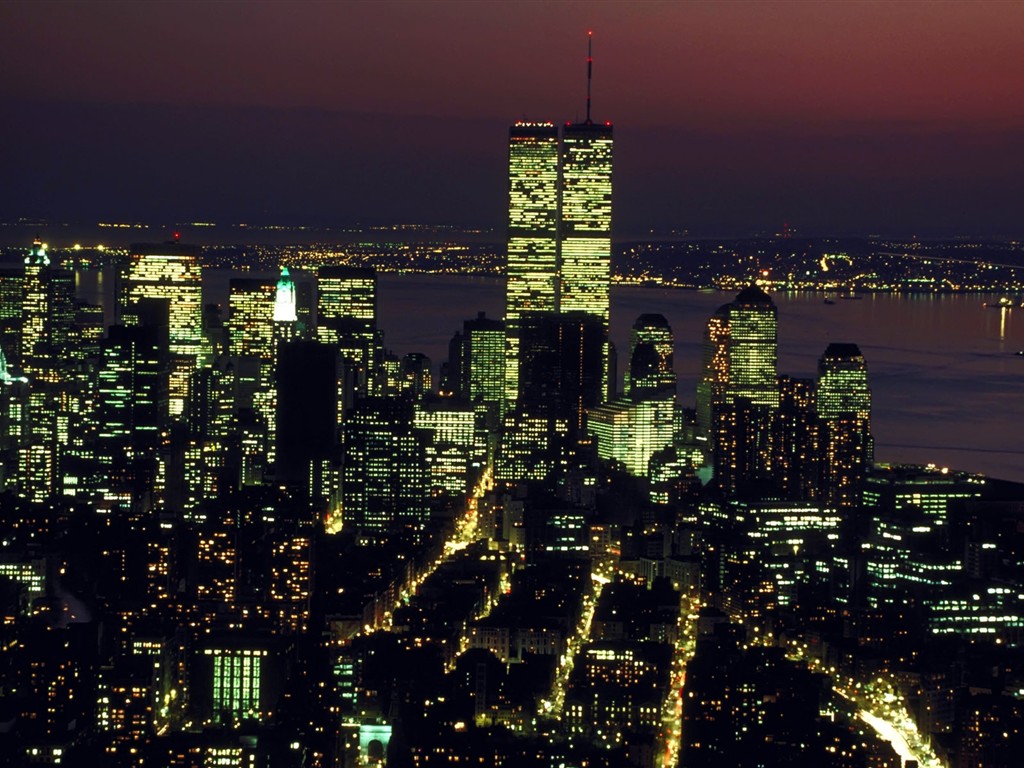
[734,284,773,305]
[821,342,863,358]
[633,313,670,329]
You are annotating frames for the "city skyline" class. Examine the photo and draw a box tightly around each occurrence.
[3,229,1019,763]
[1,4,1023,766]
[3,1,1024,237]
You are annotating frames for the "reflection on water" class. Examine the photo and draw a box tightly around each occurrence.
[77,270,1024,483]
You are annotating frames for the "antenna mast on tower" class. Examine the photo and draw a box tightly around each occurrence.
[585,30,593,124]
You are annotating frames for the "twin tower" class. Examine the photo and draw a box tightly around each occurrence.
[504,118,613,404]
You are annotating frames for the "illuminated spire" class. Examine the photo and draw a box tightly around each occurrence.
[25,237,49,267]
[273,266,297,323]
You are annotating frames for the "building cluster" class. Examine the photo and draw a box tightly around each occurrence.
[1,103,1023,768]
[681,613,903,767]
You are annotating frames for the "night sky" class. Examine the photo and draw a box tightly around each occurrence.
[3,0,1024,237]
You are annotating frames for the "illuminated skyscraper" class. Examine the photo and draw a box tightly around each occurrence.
[696,286,778,426]
[227,278,278,468]
[413,399,485,496]
[0,271,23,370]
[559,120,612,326]
[273,267,298,324]
[317,266,375,329]
[272,266,299,347]
[95,315,169,511]
[187,355,240,505]
[121,241,203,418]
[862,465,984,608]
[316,265,380,400]
[228,279,276,361]
[342,398,428,539]
[504,35,614,403]
[586,397,675,477]
[378,350,433,399]
[623,313,675,401]
[20,240,74,383]
[220,269,301,477]
[458,312,506,408]
[587,314,676,477]
[816,343,870,421]
[18,239,75,502]
[559,34,613,397]
[561,120,614,399]
[724,285,779,408]
[563,31,613,286]
[61,301,105,497]
[696,286,779,494]
[816,343,873,512]
[695,311,729,437]
[505,122,560,404]
[773,375,820,501]
[0,347,28,493]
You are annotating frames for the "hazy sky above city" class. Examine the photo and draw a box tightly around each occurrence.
[3,0,1024,237]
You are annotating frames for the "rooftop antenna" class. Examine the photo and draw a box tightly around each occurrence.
[585,30,593,124]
